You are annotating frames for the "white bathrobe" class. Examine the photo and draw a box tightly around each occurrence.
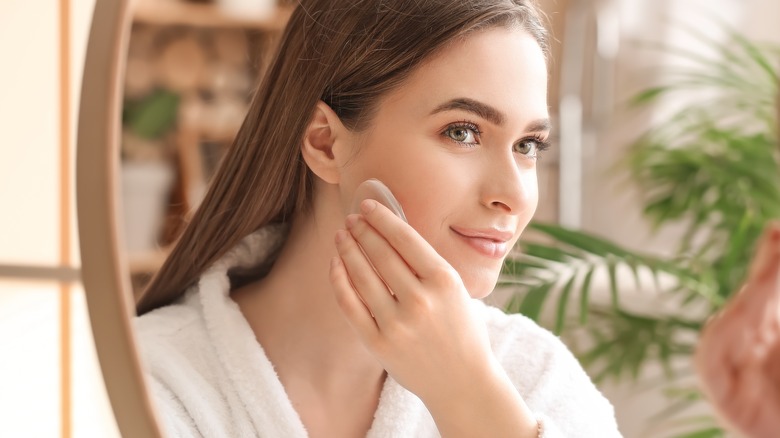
[135,226,622,437]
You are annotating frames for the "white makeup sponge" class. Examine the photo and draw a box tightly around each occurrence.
[351,179,407,223]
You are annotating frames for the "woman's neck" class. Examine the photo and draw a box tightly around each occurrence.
[231,192,385,396]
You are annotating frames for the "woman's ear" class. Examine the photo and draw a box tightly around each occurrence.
[301,101,350,184]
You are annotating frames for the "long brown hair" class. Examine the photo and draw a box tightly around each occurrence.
[136,0,549,315]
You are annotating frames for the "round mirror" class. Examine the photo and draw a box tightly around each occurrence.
[76,1,290,436]
[76,0,163,436]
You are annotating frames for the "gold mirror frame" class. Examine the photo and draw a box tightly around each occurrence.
[76,0,163,436]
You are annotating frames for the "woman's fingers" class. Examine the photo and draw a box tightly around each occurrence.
[357,199,446,279]
[345,214,419,299]
[328,256,379,340]
[737,224,780,331]
[701,224,780,359]
[334,229,396,322]
[748,222,780,283]
[694,223,780,438]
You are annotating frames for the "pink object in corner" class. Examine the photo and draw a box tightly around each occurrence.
[695,222,780,438]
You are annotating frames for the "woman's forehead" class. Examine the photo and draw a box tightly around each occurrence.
[375,28,549,128]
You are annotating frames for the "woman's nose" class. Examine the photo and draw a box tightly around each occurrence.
[479,152,533,214]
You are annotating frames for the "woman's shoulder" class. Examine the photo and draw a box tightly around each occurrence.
[476,300,567,363]
[133,290,245,436]
[476,301,583,390]
[476,300,588,380]
[475,300,622,436]
[133,290,213,373]
[134,290,203,341]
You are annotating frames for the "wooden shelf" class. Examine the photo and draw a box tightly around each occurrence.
[132,0,294,30]
[124,1,292,274]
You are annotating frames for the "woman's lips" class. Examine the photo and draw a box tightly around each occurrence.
[450,226,513,259]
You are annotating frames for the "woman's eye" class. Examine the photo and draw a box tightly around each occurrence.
[445,125,479,145]
[514,139,539,156]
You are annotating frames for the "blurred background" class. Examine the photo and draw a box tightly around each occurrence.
[0,0,778,436]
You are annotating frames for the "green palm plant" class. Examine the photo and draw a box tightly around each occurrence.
[500,27,779,437]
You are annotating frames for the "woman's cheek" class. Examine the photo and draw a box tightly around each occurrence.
[522,168,541,216]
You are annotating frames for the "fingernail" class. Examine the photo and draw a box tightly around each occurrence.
[361,199,377,214]
[335,229,347,244]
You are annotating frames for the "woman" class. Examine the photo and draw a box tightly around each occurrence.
[134,0,622,436]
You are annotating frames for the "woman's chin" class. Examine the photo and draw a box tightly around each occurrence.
[461,270,501,299]
[445,252,504,299]
[467,288,494,300]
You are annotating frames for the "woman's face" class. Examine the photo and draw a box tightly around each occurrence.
[338,28,549,298]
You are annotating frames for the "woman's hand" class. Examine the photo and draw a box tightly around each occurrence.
[329,199,538,436]
[695,222,780,438]
[329,199,494,400]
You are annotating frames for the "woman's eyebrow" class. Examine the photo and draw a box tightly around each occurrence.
[430,97,505,125]
[429,97,551,133]
[526,118,551,133]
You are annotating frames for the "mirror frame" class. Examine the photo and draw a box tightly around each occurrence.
[76,0,164,436]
